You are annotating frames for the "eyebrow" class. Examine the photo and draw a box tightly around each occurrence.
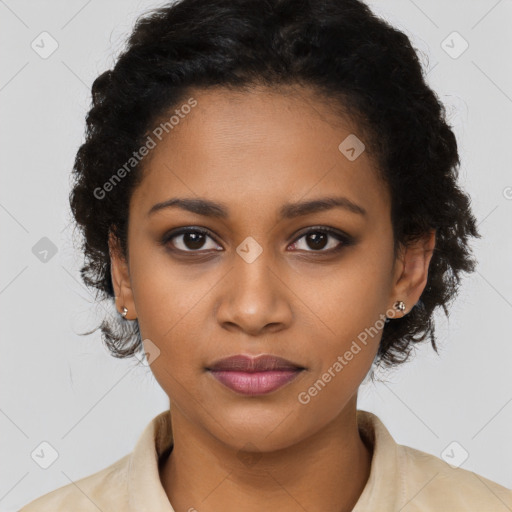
[147,196,367,219]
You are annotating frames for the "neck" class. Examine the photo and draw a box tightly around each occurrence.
[160,396,373,512]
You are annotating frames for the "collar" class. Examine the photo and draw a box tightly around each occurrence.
[126,408,400,511]
[352,409,403,510]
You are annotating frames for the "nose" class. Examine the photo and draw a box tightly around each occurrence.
[215,252,293,336]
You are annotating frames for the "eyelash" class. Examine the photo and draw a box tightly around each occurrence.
[159,226,354,256]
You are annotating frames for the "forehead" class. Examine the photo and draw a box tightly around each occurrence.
[131,85,389,222]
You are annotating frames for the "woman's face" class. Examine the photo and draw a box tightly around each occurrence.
[110,85,433,452]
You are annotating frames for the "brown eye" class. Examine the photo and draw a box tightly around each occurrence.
[162,228,222,252]
[304,231,329,250]
[288,228,352,253]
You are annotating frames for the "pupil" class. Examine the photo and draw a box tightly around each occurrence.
[185,232,205,250]
[307,232,327,250]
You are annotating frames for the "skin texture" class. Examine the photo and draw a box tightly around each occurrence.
[109,85,436,512]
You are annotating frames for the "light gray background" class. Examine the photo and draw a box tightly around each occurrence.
[1,1,511,510]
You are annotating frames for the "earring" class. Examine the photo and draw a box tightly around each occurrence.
[393,300,406,314]
[386,300,406,321]
[121,306,128,318]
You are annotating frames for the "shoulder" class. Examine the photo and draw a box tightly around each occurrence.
[398,443,512,511]
[355,410,512,511]
[18,454,131,512]
[18,409,173,512]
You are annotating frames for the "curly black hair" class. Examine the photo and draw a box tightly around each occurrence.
[69,0,481,370]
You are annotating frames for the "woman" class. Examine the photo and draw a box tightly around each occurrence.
[20,0,512,510]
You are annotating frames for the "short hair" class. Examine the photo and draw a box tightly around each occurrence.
[69,0,480,369]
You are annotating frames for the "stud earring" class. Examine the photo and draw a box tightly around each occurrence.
[393,300,406,314]
[386,300,406,321]
[121,306,128,318]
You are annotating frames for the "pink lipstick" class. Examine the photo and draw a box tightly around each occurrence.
[207,354,305,396]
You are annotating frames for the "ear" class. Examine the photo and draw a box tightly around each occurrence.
[108,231,137,320]
[388,229,436,317]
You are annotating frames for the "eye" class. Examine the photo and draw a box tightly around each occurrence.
[288,227,352,253]
[162,227,222,252]
[160,226,354,255]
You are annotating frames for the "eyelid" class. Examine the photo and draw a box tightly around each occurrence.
[289,226,353,252]
[160,226,222,251]
[160,225,354,254]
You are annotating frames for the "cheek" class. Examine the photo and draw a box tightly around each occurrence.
[290,250,390,396]
[294,300,383,427]
[133,281,202,357]
[292,247,392,338]
[128,254,215,394]
[136,299,205,404]
[129,242,210,340]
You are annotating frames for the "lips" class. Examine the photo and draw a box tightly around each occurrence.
[207,354,305,395]
[207,354,305,372]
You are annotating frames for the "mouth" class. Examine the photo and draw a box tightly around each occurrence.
[206,354,306,396]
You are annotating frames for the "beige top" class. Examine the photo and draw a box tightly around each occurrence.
[19,409,512,511]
